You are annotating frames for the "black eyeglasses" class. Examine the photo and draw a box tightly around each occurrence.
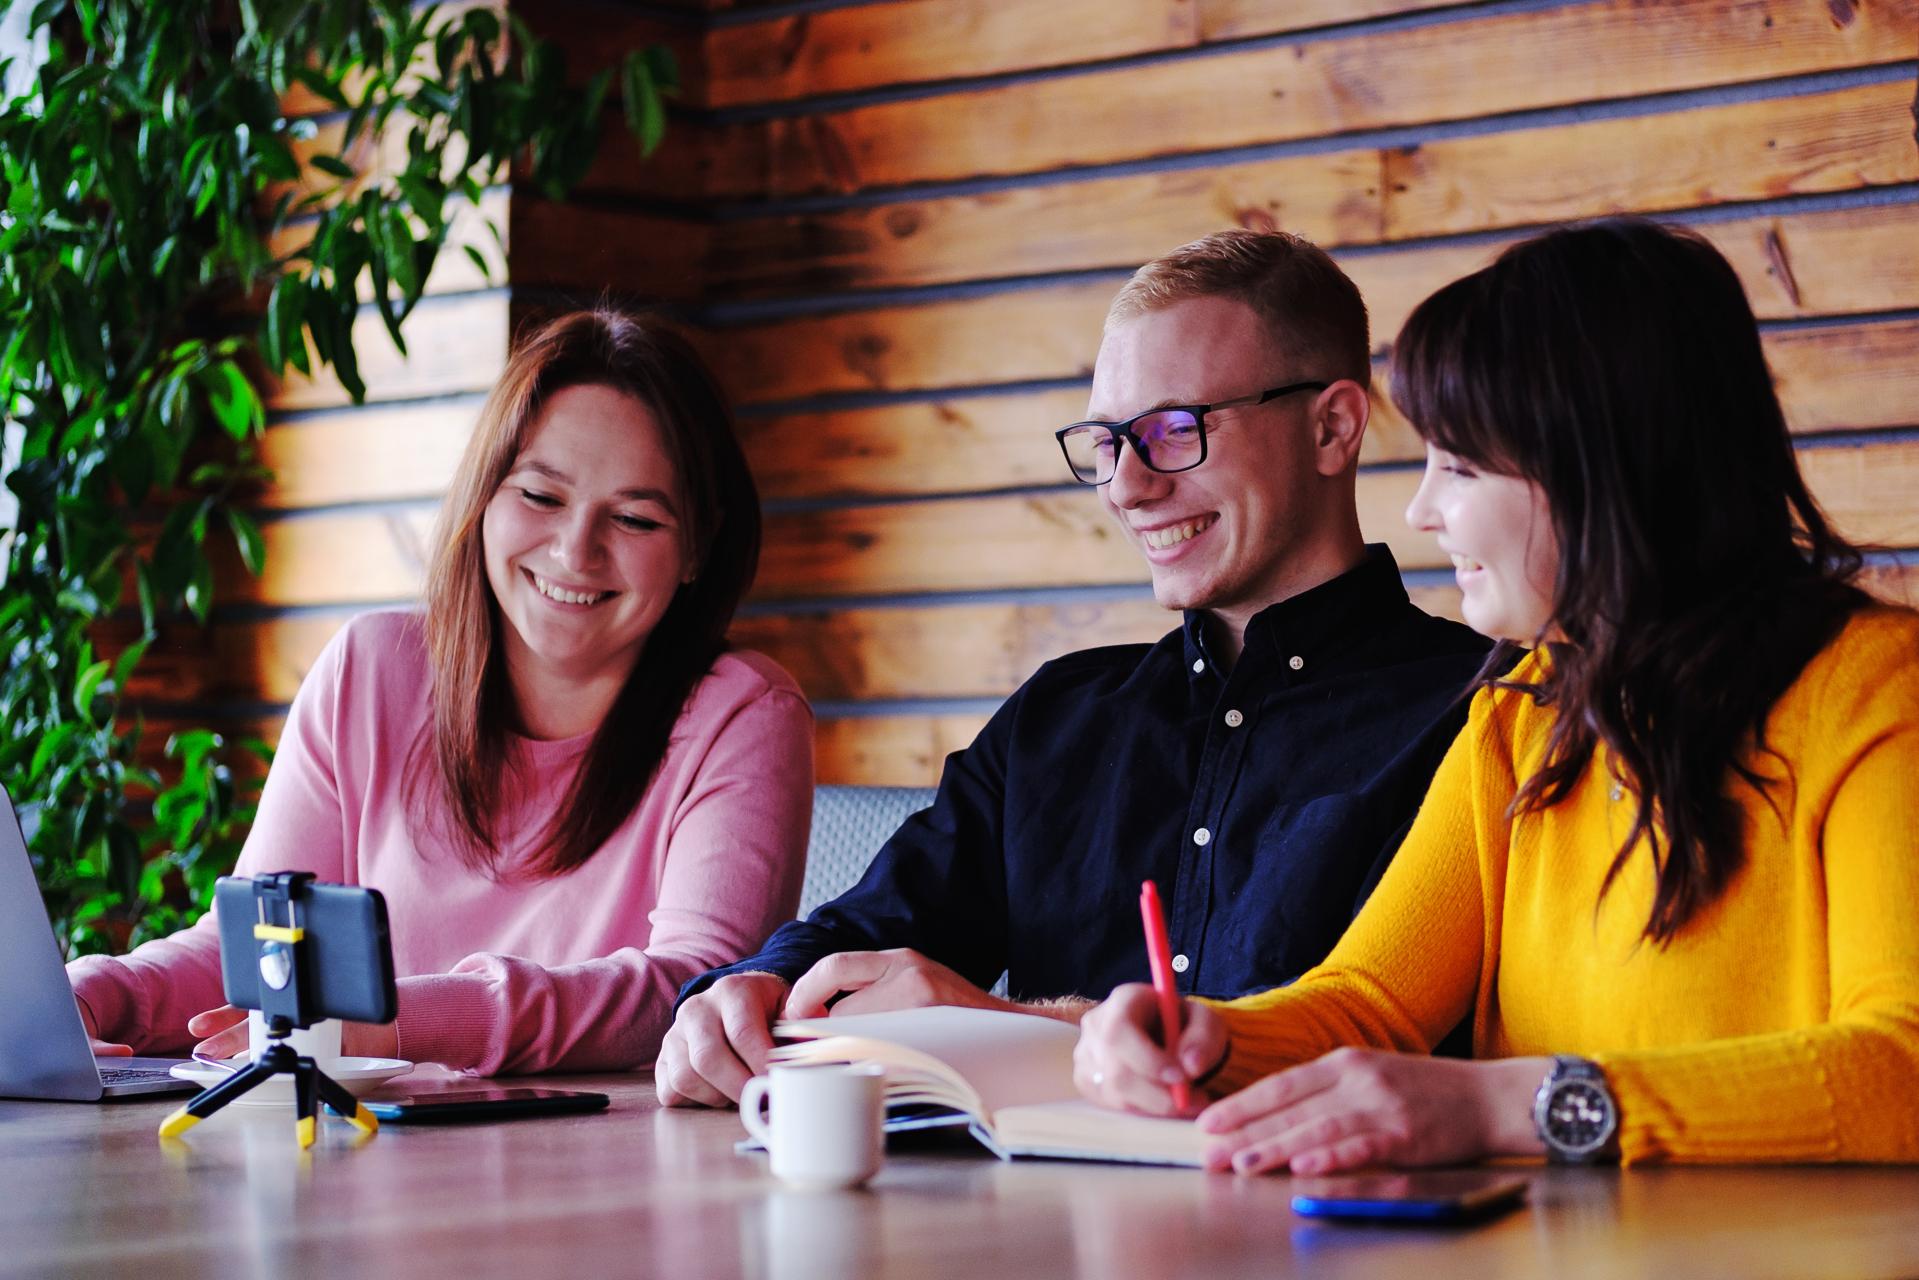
[1054,381,1331,486]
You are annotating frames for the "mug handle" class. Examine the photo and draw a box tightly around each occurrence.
[739,1075,773,1148]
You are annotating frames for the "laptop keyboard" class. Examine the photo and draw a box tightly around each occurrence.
[99,1066,178,1084]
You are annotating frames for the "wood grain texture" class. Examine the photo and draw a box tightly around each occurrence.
[257,399,481,509]
[699,0,1199,108]
[694,203,1919,405]
[215,507,440,605]
[660,82,1919,299]
[1197,0,1481,41]
[1381,81,1919,237]
[640,0,1919,198]
[814,712,992,786]
[702,149,1387,297]
[696,278,1117,404]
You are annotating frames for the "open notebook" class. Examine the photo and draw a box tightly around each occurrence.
[769,1006,1209,1167]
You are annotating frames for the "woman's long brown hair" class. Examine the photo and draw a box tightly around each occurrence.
[410,308,762,878]
[1392,219,1867,943]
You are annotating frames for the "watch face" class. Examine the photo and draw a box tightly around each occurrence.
[1546,1081,1614,1151]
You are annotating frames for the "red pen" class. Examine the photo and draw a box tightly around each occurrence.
[1138,879,1191,1112]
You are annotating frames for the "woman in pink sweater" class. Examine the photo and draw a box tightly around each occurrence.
[68,309,814,1075]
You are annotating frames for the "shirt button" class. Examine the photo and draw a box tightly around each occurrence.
[1288,655,1305,671]
[1193,828,1211,846]
[1171,954,1190,974]
[1192,658,1205,674]
[1224,709,1244,728]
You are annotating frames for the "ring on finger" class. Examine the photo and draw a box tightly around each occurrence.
[1091,1070,1106,1086]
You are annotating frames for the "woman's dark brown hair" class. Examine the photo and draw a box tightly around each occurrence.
[410,307,761,878]
[1392,218,1867,943]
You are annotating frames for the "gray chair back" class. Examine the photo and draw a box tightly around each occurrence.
[798,785,936,919]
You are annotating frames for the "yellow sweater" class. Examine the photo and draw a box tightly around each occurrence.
[1207,606,1919,1164]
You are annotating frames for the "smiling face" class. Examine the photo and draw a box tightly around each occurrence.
[1089,295,1333,627]
[1404,444,1559,642]
[481,383,694,705]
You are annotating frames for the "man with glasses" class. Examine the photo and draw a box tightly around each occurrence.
[658,230,1490,1108]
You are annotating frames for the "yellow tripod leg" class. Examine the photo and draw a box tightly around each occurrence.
[339,1102,380,1136]
[294,1062,319,1150]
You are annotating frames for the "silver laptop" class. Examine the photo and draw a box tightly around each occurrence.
[1,785,195,1099]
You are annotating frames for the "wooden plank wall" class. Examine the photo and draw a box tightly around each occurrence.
[154,0,1919,790]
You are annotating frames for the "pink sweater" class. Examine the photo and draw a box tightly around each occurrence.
[69,610,813,1074]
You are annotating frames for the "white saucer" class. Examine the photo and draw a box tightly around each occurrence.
[169,1055,413,1104]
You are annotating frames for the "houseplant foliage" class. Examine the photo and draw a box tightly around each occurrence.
[0,0,674,954]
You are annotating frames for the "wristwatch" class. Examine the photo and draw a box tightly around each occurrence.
[1532,1055,1619,1163]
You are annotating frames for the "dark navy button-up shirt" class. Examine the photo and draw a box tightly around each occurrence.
[685,546,1492,1005]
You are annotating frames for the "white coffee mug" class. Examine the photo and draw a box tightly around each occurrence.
[740,1063,885,1190]
[246,1010,344,1068]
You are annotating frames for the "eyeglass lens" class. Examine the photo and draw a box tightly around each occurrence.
[1059,409,1203,483]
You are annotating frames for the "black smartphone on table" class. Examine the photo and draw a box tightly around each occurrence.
[360,1087,611,1123]
[1291,1170,1530,1224]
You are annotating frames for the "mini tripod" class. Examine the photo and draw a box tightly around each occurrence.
[158,872,383,1148]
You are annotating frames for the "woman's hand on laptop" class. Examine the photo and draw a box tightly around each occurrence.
[187,1004,399,1061]
[78,1004,133,1057]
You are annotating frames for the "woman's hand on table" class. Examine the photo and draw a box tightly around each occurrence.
[187,1004,400,1061]
[1073,982,1226,1119]
[1194,1049,1550,1175]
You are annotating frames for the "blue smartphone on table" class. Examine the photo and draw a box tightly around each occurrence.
[1291,1170,1530,1224]
[360,1087,609,1123]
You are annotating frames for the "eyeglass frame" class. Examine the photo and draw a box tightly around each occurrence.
[1053,380,1333,486]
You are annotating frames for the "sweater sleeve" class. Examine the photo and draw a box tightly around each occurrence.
[1201,695,1497,1093]
[1594,649,1919,1164]
[66,623,354,1054]
[395,681,815,1075]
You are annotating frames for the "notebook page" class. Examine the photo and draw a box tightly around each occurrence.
[776,1007,1080,1115]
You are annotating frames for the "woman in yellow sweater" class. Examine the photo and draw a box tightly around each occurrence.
[1073,218,1919,1172]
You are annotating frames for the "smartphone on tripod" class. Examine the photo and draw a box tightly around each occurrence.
[214,876,397,1024]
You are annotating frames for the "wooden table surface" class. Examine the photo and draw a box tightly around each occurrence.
[4,1071,1918,1280]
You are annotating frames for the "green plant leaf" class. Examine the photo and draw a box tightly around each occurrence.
[72,660,111,722]
[380,204,419,299]
[184,555,213,623]
[111,636,153,690]
[621,53,666,158]
[225,507,266,577]
[202,360,263,441]
[309,153,355,180]
[28,723,79,785]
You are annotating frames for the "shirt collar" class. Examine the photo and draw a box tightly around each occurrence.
[1180,544,1411,679]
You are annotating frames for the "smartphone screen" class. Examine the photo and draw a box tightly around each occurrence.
[361,1088,610,1123]
[1291,1171,1529,1224]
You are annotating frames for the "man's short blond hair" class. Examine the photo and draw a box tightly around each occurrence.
[1107,229,1371,388]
